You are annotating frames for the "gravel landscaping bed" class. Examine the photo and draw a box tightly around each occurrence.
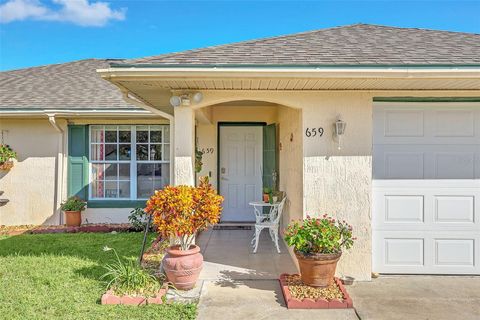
[279,273,353,309]
[285,274,344,300]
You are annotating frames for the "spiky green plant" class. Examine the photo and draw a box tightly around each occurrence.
[101,246,161,297]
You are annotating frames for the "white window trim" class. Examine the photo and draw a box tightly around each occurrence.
[88,125,170,201]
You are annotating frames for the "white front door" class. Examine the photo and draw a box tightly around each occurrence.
[373,103,480,274]
[219,126,263,222]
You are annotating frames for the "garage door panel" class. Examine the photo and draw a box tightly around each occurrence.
[434,152,476,179]
[374,105,480,145]
[373,102,480,274]
[374,145,480,179]
[434,110,475,137]
[385,238,425,266]
[374,231,479,274]
[385,195,424,223]
[434,239,475,266]
[435,196,475,223]
[374,182,480,231]
[384,109,425,137]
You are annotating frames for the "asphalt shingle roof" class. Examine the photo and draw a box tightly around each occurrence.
[0,59,138,110]
[120,24,480,66]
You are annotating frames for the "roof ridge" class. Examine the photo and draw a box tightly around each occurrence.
[1,58,124,73]
[356,23,480,36]
[121,23,480,64]
[121,23,366,64]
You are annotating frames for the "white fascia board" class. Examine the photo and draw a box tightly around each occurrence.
[0,109,157,117]
[97,67,480,80]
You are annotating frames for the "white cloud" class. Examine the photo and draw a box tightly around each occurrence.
[0,0,126,26]
[0,0,48,23]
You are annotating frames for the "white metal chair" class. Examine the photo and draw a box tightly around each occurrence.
[251,196,286,254]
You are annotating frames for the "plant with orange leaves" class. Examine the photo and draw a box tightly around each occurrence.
[145,176,223,250]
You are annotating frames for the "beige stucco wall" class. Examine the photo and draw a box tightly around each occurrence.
[0,117,170,226]
[82,208,133,224]
[277,106,303,228]
[0,119,65,226]
[301,92,373,281]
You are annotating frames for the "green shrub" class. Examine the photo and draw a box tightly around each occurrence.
[128,208,155,231]
[60,196,87,211]
[284,215,356,255]
[101,246,161,297]
[0,144,16,163]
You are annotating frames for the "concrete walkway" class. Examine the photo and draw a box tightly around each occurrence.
[195,229,480,320]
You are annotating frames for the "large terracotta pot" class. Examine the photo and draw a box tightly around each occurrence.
[295,251,342,287]
[64,210,81,227]
[163,245,203,290]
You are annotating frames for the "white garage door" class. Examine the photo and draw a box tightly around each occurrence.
[373,102,480,274]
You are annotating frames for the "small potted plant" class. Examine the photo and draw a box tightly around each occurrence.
[0,144,17,170]
[146,176,223,290]
[60,196,87,227]
[284,214,355,287]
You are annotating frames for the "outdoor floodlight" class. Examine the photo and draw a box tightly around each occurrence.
[170,96,182,107]
[170,92,203,107]
[192,92,203,103]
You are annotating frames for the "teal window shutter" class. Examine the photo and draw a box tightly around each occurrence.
[68,125,88,199]
[262,123,278,191]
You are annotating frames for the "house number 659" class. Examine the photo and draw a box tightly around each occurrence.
[305,127,324,137]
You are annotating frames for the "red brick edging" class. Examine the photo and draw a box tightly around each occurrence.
[101,286,168,305]
[279,273,353,309]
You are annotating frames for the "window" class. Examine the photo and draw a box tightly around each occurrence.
[89,125,170,200]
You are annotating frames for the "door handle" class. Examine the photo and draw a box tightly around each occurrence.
[221,177,229,181]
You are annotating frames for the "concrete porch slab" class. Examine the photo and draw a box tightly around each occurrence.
[197,228,298,281]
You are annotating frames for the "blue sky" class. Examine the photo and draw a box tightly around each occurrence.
[0,0,479,71]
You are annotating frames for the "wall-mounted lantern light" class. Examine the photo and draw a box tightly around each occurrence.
[334,119,347,150]
[170,92,203,107]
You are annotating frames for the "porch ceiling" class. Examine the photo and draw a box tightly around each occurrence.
[116,77,480,91]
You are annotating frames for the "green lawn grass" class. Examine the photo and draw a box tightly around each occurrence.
[0,232,196,320]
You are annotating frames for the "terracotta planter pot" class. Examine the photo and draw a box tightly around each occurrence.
[0,161,14,170]
[64,210,82,227]
[163,245,203,290]
[263,194,270,202]
[295,251,342,287]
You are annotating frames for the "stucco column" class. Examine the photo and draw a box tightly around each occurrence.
[173,106,195,186]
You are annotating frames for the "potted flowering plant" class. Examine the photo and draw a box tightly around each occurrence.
[145,176,223,290]
[0,144,17,170]
[60,196,87,227]
[284,214,355,287]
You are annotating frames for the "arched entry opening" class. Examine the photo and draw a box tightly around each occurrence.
[193,99,303,227]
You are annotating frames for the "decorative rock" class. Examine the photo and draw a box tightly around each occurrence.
[279,273,353,309]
